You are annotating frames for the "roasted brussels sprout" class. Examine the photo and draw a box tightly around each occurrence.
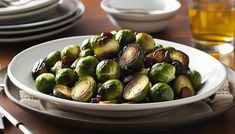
[123,68,150,84]
[45,51,61,68]
[189,70,202,90]
[35,73,55,94]
[164,46,175,53]
[51,61,63,74]
[55,68,75,86]
[80,49,94,57]
[173,75,195,98]
[70,58,80,69]
[115,29,136,47]
[144,48,171,67]
[71,76,97,102]
[98,79,123,101]
[170,50,189,67]
[89,35,101,48]
[32,59,48,79]
[149,83,174,102]
[150,63,176,83]
[96,59,121,82]
[81,38,92,50]
[75,56,99,77]
[171,60,190,76]
[123,75,150,102]
[61,45,80,66]
[53,84,71,99]
[119,43,144,71]
[136,32,155,53]
[93,32,120,59]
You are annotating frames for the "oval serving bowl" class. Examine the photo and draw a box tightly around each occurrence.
[7,36,227,118]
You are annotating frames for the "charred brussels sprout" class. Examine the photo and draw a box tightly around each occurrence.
[51,61,63,74]
[89,35,101,48]
[53,85,71,99]
[93,32,120,59]
[123,68,150,84]
[173,75,195,98]
[32,59,48,79]
[115,29,136,47]
[98,79,123,101]
[75,56,99,77]
[35,73,55,94]
[170,50,189,67]
[119,43,144,71]
[189,70,202,90]
[150,63,176,83]
[71,76,97,102]
[96,59,121,82]
[123,75,150,102]
[171,60,190,76]
[55,68,75,86]
[61,45,80,66]
[136,32,155,53]
[149,83,174,102]
[45,51,61,68]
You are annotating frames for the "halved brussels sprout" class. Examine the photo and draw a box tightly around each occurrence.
[94,32,120,59]
[98,79,123,101]
[144,48,171,67]
[45,51,61,68]
[118,43,144,71]
[189,70,202,90]
[55,68,75,86]
[53,84,71,99]
[123,75,150,102]
[170,50,189,67]
[123,68,150,84]
[96,59,121,82]
[150,63,176,83]
[136,32,155,53]
[51,61,63,74]
[115,29,136,47]
[35,73,55,94]
[71,76,97,102]
[75,56,99,77]
[32,59,48,79]
[173,75,195,98]
[171,60,190,76]
[149,83,174,102]
[61,45,80,67]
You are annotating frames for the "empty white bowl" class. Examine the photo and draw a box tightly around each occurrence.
[101,0,181,33]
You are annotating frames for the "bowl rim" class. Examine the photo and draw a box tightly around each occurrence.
[100,0,181,17]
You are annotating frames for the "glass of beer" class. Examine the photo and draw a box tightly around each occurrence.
[188,0,235,54]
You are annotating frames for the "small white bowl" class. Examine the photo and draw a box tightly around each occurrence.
[101,0,181,33]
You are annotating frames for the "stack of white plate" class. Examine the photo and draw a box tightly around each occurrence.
[0,0,85,43]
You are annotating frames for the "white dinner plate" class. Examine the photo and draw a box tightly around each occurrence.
[0,0,79,30]
[4,66,234,132]
[7,36,227,118]
[0,2,84,35]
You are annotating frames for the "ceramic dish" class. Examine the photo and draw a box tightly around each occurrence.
[7,36,227,118]
[3,66,235,132]
[0,0,79,30]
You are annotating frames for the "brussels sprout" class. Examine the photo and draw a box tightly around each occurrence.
[123,68,150,84]
[118,43,144,71]
[171,60,190,76]
[154,44,163,50]
[96,59,121,82]
[51,61,63,74]
[149,83,174,102]
[71,76,97,102]
[189,70,202,90]
[115,29,136,47]
[81,38,92,50]
[45,51,61,68]
[144,48,171,67]
[70,58,80,69]
[170,50,189,67]
[32,59,48,79]
[61,45,80,66]
[136,32,155,53]
[89,35,101,48]
[75,56,99,77]
[150,63,176,84]
[94,32,120,59]
[53,85,71,99]
[173,75,195,98]
[35,73,55,94]
[98,79,123,101]
[80,49,94,57]
[55,68,75,86]
[163,46,176,53]
[123,75,150,102]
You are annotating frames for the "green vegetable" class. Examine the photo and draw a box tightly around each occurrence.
[45,51,61,68]
[115,29,136,47]
[35,73,55,94]
[53,85,71,99]
[75,56,99,77]
[136,32,155,53]
[190,70,202,90]
[55,68,74,86]
[149,83,174,102]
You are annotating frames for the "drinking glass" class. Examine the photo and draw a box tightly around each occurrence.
[188,0,235,54]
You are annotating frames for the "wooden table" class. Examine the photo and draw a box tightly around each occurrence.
[1,0,235,133]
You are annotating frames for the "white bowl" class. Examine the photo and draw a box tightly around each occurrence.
[100,0,181,32]
[7,36,226,118]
